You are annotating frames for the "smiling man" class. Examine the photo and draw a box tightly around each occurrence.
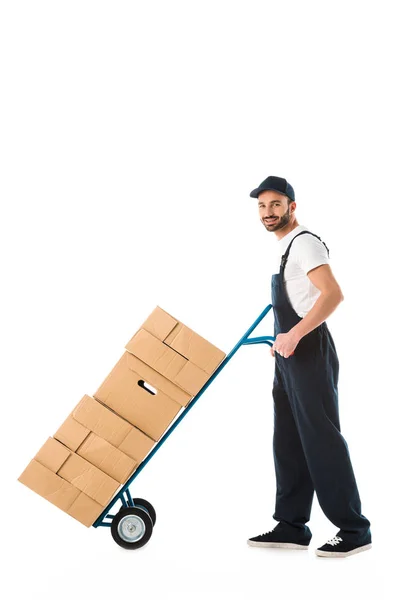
[246,175,372,558]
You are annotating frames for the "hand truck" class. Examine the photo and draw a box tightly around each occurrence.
[93,304,275,549]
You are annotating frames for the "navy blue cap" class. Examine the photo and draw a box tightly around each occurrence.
[250,175,295,202]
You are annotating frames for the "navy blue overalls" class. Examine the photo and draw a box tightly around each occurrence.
[271,230,371,545]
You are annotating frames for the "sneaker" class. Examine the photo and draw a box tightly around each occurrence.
[315,534,372,558]
[247,522,312,550]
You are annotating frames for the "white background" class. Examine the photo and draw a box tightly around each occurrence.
[1,1,398,599]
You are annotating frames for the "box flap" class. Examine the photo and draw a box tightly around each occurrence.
[54,415,90,452]
[173,361,210,396]
[18,459,80,511]
[125,329,187,380]
[138,305,178,341]
[73,394,131,447]
[35,437,71,473]
[164,323,226,374]
[78,432,137,484]
[57,452,120,506]
[118,427,155,462]
[68,492,104,527]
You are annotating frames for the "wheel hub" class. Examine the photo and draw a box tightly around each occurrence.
[118,515,145,543]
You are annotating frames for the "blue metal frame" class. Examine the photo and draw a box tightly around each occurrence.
[93,303,275,528]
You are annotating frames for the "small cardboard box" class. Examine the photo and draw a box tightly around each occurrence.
[138,306,226,374]
[55,395,156,467]
[125,329,210,396]
[124,306,226,396]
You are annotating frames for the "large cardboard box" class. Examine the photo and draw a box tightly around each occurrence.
[54,394,156,479]
[94,354,185,441]
[94,306,226,440]
[18,460,104,527]
[18,437,122,527]
[99,352,192,408]
[35,437,120,505]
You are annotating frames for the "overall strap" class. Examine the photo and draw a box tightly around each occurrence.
[280,231,330,270]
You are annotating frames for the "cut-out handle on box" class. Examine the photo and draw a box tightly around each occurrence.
[137,379,157,396]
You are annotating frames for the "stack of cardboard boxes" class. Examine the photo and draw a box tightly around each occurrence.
[18,306,226,527]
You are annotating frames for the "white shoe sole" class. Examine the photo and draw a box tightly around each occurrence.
[247,540,309,549]
[315,543,372,558]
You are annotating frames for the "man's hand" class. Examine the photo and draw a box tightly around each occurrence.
[272,331,301,358]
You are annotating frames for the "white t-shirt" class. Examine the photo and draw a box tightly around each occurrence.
[275,225,330,318]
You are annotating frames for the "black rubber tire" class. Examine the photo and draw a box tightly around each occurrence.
[111,507,153,550]
[132,498,156,527]
[118,498,156,526]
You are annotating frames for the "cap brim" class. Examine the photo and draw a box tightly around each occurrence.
[250,187,285,199]
[249,188,261,198]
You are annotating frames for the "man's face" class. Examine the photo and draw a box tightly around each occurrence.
[258,191,293,232]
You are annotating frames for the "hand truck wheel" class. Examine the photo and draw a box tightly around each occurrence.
[131,498,156,526]
[111,507,153,549]
[118,497,156,526]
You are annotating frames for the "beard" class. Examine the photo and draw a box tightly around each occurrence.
[262,207,291,232]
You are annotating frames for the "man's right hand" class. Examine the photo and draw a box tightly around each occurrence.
[270,347,295,358]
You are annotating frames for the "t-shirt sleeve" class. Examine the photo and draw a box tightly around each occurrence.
[292,235,330,275]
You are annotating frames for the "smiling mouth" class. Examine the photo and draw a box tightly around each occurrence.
[265,218,278,223]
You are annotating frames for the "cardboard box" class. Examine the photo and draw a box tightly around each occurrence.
[138,306,226,374]
[19,459,80,512]
[124,306,226,396]
[72,433,136,485]
[93,355,184,441]
[34,437,120,506]
[54,395,156,479]
[125,329,210,396]
[104,352,192,408]
[18,460,104,527]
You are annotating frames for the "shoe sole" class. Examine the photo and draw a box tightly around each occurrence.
[315,543,372,558]
[247,540,309,549]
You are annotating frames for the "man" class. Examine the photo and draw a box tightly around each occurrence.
[247,175,372,558]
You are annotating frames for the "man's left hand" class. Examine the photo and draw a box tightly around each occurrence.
[272,331,301,358]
